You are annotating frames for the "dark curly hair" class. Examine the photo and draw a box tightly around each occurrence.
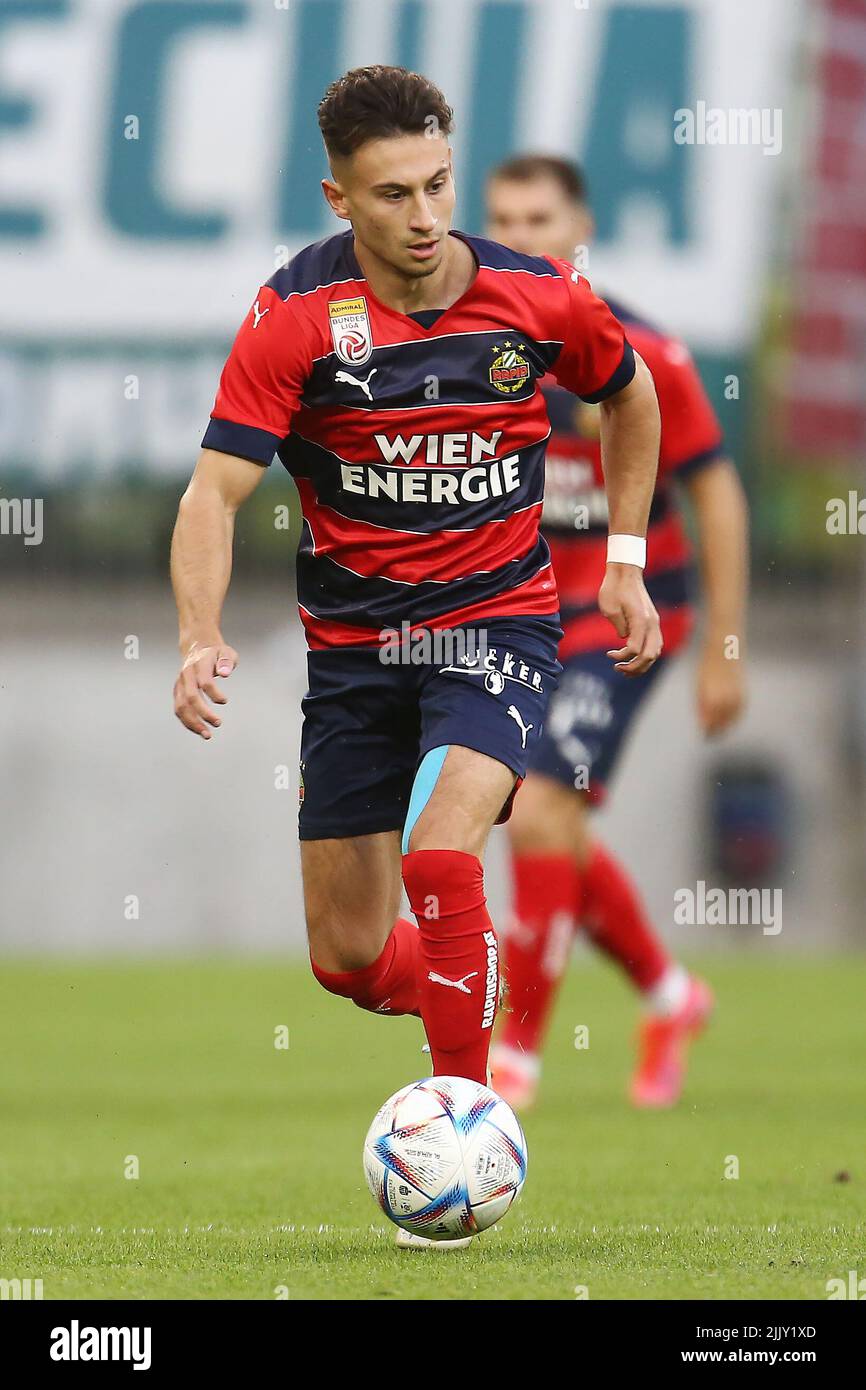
[318,65,454,160]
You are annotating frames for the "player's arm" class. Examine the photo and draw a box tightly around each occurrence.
[682,456,749,735]
[654,339,750,734]
[172,281,310,738]
[171,448,266,739]
[596,350,663,676]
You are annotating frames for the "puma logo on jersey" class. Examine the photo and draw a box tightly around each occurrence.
[507,704,534,749]
[427,969,478,995]
[335,367,377,401]
[251,299,270,329]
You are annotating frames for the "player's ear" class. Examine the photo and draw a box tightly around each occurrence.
[321,177,350,222]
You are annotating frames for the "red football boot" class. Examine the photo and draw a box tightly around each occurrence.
[630,977,714,1108]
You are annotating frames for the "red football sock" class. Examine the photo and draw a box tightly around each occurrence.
[310,917,420,1016]
[402,850,498,1085]
[499,853,581,1058]
[580,842,670,992]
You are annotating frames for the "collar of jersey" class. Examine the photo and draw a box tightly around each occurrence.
[343,229,481,334]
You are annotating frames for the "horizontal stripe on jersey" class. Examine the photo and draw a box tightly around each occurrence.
[295,534,557,635]
[295,477,543,586]
[301,574,560,650]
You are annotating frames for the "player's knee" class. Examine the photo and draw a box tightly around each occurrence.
[405,815,481,857]
[305,911,381,977]
[404,767,495,855]
[309,950,353,997]
[507,775,581,856]
[308,948,381,1014]
[570,798,593,867]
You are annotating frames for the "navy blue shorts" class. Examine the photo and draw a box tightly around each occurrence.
[298,617,563,841]
[529,645,668,802]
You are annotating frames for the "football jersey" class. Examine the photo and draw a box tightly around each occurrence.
[202,229,635,649]
[541,296,724,659]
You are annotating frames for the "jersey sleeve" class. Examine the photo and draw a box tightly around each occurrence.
[545,259,636,403]
[650,339,725,478]
[201,284,312,465]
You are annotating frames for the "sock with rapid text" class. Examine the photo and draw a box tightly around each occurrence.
[403,849,498,1085]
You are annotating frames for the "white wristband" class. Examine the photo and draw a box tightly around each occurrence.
[607,534,647,568]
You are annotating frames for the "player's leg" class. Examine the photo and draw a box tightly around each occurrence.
[298,647,422,1017]
[391,751,516,1255]
[550,653,713,1106]
[492,646,616,1104]
[303,831,421,1017]
[494,648,712,1108]
[582,831,713,1107]
[402,744,515,1083]
[405,619,562,1085]
[500,797,711,1100]
[491,772,589,1107]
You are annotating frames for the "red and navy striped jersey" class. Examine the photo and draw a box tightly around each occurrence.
[202,229,635,649]
[541,297,725,659]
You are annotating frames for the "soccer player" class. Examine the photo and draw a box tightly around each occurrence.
[485,155,749,1110]
[171,67,661,1196]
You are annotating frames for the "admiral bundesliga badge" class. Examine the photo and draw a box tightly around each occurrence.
[329,296,373,366]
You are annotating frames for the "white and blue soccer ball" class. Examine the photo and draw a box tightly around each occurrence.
[363,1076,527,1241]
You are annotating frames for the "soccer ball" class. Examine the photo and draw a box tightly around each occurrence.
[363,1075,527,1241]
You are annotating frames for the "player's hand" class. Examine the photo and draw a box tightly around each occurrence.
[696,644,745,736]
[599,562,663,677]
[173,640,238,739]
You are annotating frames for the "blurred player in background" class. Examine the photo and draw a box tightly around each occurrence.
[485,156,749,1109]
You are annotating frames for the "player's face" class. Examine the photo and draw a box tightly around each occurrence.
[324,133,455,281]
[485,175,593,263]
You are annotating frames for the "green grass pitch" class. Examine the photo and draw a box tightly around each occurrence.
[1,956,863,1300]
